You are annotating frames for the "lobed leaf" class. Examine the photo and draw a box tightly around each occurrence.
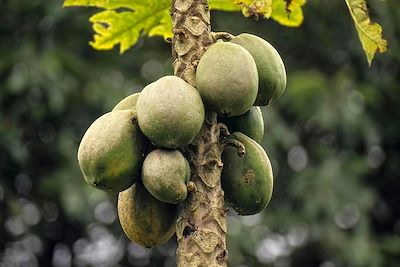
[209,0,241,11]
[64,0,137,9]
[271,0,305,27]
[283,0,305,14]
[344,0,388,65]
[234,0,273,18]
[62,0,307,52]
[64,0,171,53]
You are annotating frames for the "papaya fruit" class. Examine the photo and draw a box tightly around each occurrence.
[231,33,286,106]
[196,42,258,117]
[112,92,140,112]
[219,106,264,144]
[136,76,205,148]
[221,132,273,215]
[77,110,145,192]
[142,149,188,204]
[118,183,177,248]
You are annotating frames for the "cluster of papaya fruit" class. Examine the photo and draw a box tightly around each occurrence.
[77,33,286,248]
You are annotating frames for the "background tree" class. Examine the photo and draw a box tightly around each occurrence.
[0,0,399,266]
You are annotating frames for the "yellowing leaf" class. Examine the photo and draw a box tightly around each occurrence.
[63,0,307,53]
[63,0,244,53]
[64,0,171,53]
[209,0,241,11]
[271,0,305,27]
[344,0,388,65]
[148,14,173,41]
[284,0,305,14]
[64,0,137,9]
[234,0,273,18]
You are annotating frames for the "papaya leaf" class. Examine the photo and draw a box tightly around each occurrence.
[64,0,171,53]
[63,0,242,53]
[344,0,388,65]
[209,0,241,11]
[234,0,273,19]
[283,0,305,14]
[63,0,307,53]
[63,0,137,10]
[271,0,305,27]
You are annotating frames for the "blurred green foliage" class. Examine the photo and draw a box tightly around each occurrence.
[0,0,399,266]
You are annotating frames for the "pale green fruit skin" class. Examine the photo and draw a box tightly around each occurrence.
[137,76,205,148]
[77,110,145,192]
[221,132,273,215]
[219,106,264,143]
[231,33,287,106]
[142,149,188,204]
[118,183,177,248]
[112,92,140,112]
[196,42,258,117]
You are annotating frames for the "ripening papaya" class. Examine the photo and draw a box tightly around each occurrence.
[196,42,258,117]
[231,33,286,106]
[77,110,145,192]
[112,92,140,112]
[118,183,177,248]
[219,106,264,144]
[142,149,188,204]
[221,132,273,215]
[136,76,205,148]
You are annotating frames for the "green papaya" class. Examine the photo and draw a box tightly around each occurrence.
[112,92,140,112]
[219,106,264,143]
[77,110,145,192]
[118,183,177,248]
[231,33,286,106]
[221,132,273,215]
[137,76,205,148]
[196,42,258,117]
[142,149,188,204]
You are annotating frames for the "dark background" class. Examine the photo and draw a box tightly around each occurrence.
[1,0,399,266]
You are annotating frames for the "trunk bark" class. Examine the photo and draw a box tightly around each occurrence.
[171,0,228,266]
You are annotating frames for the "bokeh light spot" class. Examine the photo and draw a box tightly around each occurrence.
[287,224,309,247]
[52,244,72,267]
[14,173,32,196]
[287,146,308,172]
[22,201,41,226]
[367,145,385,168]
[141,59,164,81]
[334,203,360,230]
[94,200,117,225]
[5,216,27,236]
[43,201,59,222]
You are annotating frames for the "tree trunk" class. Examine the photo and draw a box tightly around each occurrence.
[171,0,228,266]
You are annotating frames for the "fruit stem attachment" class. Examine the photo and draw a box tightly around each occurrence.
[221,137,246,157]
[211,32,235,42]
[187,181,197,192]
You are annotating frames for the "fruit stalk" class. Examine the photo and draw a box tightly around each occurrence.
[171,0,228,266]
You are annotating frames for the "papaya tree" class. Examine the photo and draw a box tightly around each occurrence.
[65,0,388,266]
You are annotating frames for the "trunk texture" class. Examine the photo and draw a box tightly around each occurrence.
[171,0,228,266]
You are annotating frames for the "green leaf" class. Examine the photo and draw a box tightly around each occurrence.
[271,0,305,27]
[283,0,304,14]
[63,0,307,53]
[234,0,273,18]
[63,0,242,53]
[344,0,388,66]
[63,0,137,9]
[64,0,171,53]
[209,0,240,11]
